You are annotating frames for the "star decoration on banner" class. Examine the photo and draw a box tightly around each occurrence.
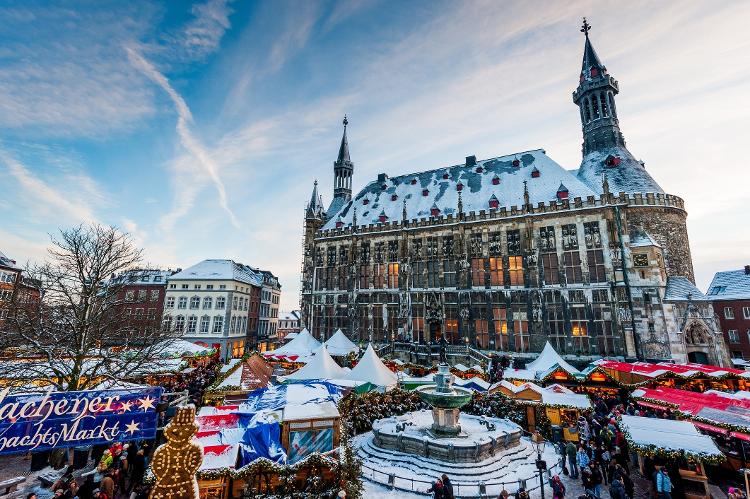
[125,420,140,435]
[119,400,133,413]
[138,395,156,412]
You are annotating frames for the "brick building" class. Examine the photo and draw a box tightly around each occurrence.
[0,251,40,324]
[109,268,178,336]
[278,310,302,341]
[299,21,729,366]
[257,270,281,351]
[708,267,750,361]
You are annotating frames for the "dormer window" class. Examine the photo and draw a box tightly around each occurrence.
[590,67,599,77]
[556,183,569,200]
[422,189,429,196]
[456,183,463,192]
[475,166,483,173]
[391,194,398,201]
[605,155,621,167]
[531,167,540,178]
[381,184,387,190]
[411,178,417,185]
[492,176,500,185]
[363,199,369,205]
[488,195,499,209]
[443,173,449,179]
[512,159,520,168]
[378,211,388,223]
[335,220,344,228]
[430,206,440,217]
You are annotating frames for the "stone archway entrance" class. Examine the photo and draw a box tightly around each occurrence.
[688,351,709,364]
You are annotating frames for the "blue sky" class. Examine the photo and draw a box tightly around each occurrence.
[1,0,749,311]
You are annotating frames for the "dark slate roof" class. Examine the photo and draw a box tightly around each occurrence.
[664,276,706,301]
[707,269,750,300]
[630,228,661,248]
[321,149,597,230]
[337,126,350,164]
[577,145,665,195]
[170,259,264,286]
[581,35,605,80]
[0,251,19,270]
[306,181,325,218]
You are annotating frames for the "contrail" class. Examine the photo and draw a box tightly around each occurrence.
[125,46,239,228]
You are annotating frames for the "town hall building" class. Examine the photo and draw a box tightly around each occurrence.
[300,21,729,366]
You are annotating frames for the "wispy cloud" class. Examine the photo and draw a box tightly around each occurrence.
[181,0,235,60]
[125,46,239,229]
[0,148,97,223]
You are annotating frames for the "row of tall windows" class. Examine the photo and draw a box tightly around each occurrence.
[164,314,225,334]
[167,295,227,310]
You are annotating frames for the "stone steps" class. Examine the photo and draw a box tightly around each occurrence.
[356,433,541,482]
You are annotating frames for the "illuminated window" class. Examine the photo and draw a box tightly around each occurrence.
[471,258,486,287]
[387,263,399,288]
[508,256,524,286]
[489,257,503,286]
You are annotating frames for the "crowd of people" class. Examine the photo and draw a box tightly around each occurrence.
[158,359,219,406]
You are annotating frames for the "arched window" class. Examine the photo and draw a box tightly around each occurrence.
[203,296,213,309]
[200,315,210,333]
[600,92,609,117]
[608,92,617,117]
[216,297,226,309]
[177,297,187,309]
[190,296,200,309]
[583,98,591,123]
[187,315,197,333]
[175,315,185,333]
[592,94,600,119]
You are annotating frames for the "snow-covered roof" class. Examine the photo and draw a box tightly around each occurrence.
[322,149,597,229]
[454,376,491,392]
[347,344,398,387]
[169,259,263,286]
[577,145,664,195]
[264,328,321,360]
[284,346,348,381]
[541,391,592,409]
[214,354,272,392]
[524,342,581,376]
[664,276,706,301]
[618,414,722,458]
[0,251,20,270]
[323,329,360,356]
[159,339,214,357]
[629,229,661,248]
[278,310,301,322]
[109,268,176,286]
[707,268,750,301]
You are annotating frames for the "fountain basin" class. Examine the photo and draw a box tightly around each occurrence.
[371,410,522,463]
[415,384,473,408]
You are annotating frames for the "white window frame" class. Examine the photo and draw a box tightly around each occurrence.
[725,307,735,319]
[166,296,175,309]
[728,329,739,343]
[190,296,200,309]
[200,315,210,333]
[203,297,213,309]
[178,297,187,309]
[175,315,185,333]
[216,297,226,309]
[187,315,197,333]
[744,306,750,319]
[213,315,224,333]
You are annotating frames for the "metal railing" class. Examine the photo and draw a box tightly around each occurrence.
[361,455,562,498]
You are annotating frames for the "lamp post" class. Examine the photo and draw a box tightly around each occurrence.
[532,432,547,499]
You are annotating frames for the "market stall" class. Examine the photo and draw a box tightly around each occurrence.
[262,329,321,364]
[323,329,360,357]
[203,353,273,405]
[504,342,582,388]
[618,415,724,499]
[595,359,749,392]
[346,344,398,391]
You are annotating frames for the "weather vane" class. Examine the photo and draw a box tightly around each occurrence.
[581,17,591,37]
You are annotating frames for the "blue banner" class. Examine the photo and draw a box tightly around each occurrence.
[0,386,163,455]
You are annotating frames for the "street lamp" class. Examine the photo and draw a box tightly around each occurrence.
[532,432,547,499]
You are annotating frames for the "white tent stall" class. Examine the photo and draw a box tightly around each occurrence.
[323,329,360,357]
[263,328,321,362]
[347,344,398,389]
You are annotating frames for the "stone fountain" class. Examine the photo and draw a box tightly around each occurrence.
[415,363,473,436]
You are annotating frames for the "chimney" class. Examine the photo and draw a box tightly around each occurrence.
[377,173,389,183]
[466,155,477,167]
[745,265,750,275]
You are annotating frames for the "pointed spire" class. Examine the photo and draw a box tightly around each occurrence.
[337,115,351,164]
[402,198,407,222]
[580,18,605,79]
[457,190,463,216]
[601,171,610,199]
[306,180,324,219]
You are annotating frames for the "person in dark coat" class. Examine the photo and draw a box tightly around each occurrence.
[441,474,454,499]
[426,479,445,499]
[610,477,627,499]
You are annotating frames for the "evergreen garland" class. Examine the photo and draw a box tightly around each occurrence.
[338,388,426,434]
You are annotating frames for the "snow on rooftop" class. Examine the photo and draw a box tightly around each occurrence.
[347,343,398,387]
[323,329,360,356]
[322,149,598,229]
[707,268,750,300]
[577,146,664,195]
[541,391,592,409]
[664,276,706,301]
[169,259,264,286]
[618,414,722,458]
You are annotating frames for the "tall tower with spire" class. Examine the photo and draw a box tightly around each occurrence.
[573,18,664,196]
[328,116,353,218]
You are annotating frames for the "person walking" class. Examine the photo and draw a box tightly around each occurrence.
[590,462,603,497]
[576,445,589,473]
[441,474,455,499]
[551,475,566,499]
[427,478,445,499]
[654,467,672,499]
[609,477,627,499]
[566,441,578,478]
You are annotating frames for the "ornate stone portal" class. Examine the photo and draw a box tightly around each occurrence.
[149,405,203,499]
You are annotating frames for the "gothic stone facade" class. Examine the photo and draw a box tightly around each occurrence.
[299,24,729,365]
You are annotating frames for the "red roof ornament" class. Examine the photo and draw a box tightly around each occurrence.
[456,183,463,192]
[378,211,388,223]
[411,178,417,185]
[443,173,449,179]
[381,184,387,190]
[475,166,483,173]
[335,220,344,228]
[391,194,398,201]
[422,188,429,196]
[531,167,540,178]
[605,155,621,167]
[492,175,500,185]
[430,204,440,217]
[556,183,569,200]
[363,198,369,205]
[488,195,499,209]
[512,159,520,168]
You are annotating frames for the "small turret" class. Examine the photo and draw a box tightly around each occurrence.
[328,116,354,218]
